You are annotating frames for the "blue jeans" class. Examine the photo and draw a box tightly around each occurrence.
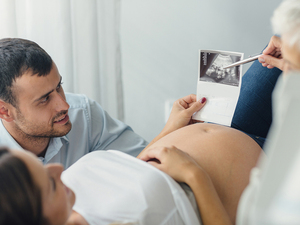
[231,59,282,148]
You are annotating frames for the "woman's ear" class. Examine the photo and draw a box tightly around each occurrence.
[0,100,14,122]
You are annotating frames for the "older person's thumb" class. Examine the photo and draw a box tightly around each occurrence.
[259,55,284,70]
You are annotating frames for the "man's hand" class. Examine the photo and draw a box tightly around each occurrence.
[258,35,285,71]
[162,94,206,135]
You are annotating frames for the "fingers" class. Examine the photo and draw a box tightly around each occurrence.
[263,35,282,55]
[138,146,164,162]
[168,94,207,129]
[138,146,200,183]
[176,94,206,110]
[138,147,171,170]
[181,94,197,104]
[175,94,197,109]
[190,119,204,124]
[259,54,284,71]
[138,146,176,162]
[259,36,283,70]
[186,97,206,115]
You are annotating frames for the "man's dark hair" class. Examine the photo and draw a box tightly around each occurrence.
[0,38,53,107]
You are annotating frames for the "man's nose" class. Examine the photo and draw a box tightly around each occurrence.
[54,92,69,112]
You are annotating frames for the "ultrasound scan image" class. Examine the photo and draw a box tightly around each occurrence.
[200,52,241,87]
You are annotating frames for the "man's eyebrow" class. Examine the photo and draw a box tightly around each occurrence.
[34,76,62,103]
[34,90,54,103]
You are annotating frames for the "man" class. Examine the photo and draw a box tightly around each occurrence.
[0,38,148,168]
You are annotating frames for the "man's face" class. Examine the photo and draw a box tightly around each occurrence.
[11,62,72,138]
[282,35,300,73]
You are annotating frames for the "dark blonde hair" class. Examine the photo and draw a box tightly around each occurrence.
[0,147,49,225]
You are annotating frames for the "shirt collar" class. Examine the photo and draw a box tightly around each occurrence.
[43,135,69,164]
[0,119,70,163]
[0,119,24,150]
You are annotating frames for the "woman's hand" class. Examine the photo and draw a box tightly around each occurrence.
[139,146,233,225]
[258,35,285,71]
[138,145,204,183]
[66,210,89,225]
[137,94,206,158]
[162,94,206,135]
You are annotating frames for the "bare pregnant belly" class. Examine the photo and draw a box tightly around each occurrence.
[150,123,263,223]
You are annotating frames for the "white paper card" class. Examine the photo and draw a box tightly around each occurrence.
[192,50,244,126]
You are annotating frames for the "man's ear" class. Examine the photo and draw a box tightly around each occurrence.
[0,100,14,122]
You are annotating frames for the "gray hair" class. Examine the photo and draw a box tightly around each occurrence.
[272,0,300,49]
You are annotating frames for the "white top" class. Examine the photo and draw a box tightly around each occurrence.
[236,73,300,224]
[62,150,201,225]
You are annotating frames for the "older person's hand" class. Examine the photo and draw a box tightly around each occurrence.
[258,36,285,71]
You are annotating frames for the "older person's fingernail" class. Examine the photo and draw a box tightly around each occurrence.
[201,97,206,103]
[258,57,265,63]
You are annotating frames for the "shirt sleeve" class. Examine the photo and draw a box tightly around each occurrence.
[87,97,148,156]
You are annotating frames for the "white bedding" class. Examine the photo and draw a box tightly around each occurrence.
[62,150,201,225]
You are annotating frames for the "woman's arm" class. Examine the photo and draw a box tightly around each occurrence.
[138,146,232,225]
[137,94,206,157]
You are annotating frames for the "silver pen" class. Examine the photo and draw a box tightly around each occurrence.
[223,54,263,69]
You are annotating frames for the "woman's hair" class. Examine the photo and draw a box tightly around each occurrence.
[0,147,49,225]
[272,0,300,49]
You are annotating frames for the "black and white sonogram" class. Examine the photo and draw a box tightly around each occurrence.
[199,51,242,87]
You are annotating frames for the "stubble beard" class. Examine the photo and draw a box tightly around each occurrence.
[14,110,72,140]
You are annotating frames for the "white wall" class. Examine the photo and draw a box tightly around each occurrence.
[121,0,282,142]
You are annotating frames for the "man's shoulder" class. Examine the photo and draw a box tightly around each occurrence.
[65,92,104,112]
[65,92,89,108]
[65,92,105,125]
[0,120,24,150]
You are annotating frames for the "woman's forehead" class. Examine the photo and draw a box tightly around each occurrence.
[12,149,48,190]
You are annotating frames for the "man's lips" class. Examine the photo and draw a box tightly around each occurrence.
[53,114,69,124]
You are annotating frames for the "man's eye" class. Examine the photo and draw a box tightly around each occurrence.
[41,96,49,103]
[57,82,63,90]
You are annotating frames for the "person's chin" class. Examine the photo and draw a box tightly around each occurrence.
[49,124,72,138]
[68,188,76,208]
[65,184,76,205]
[56,120,72,134]
[71,190,76,207]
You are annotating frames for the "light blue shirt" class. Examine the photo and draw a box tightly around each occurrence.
[0,93,148,168]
